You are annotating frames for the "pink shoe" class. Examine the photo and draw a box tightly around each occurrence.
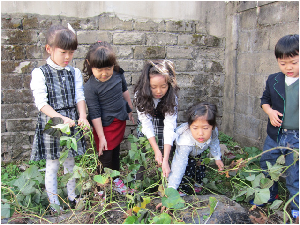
[113,178,134,195]
[194,187,203,193]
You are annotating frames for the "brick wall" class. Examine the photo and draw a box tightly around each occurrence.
[1,12,225,162]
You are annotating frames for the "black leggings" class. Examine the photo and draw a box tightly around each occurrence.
[97,144,120,174]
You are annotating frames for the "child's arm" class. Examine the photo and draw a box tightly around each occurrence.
[122,90,134,123]
[76,100,90,130]
[162,111,177,177]
[91,118,107,156]
[162,144,172,177]
[215,159,224,171]
[148,136,163,165]
[168,145,191,190]
[262,104,283,127]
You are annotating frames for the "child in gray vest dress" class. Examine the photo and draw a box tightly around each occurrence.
[30,24,90,213]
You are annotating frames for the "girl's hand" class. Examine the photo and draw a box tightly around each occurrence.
[128,112,135,124]
[78,117,90,130]
[62,116,75,127]
[268,109,283,127]
[215,159,224,171]
[98,136,108,156]
[162,161,171,178]
[154,149,163,165]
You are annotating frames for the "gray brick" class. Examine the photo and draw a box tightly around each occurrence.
[1,74,23,89]
[114,45,133,58]
[165,20,194,32]
[2,89,34,104]
[118,59,144,72]
[6,118,37,132]
[134,20,158,31]
[99,13,133,30]
[113,32,145,45]
[166,46,193,59]
[134,46,166,59]
[1,103,38,119]
[146,33,177,46]
[77,30,111,44]
[258,1,299,26]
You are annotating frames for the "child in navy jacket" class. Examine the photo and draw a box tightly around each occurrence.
[251,34,299,220]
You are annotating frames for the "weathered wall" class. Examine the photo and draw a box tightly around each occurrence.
[222,1,299,148]
[1,1,226,162]
[1,1,299,163]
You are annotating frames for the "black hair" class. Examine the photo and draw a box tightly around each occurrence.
[275,34,299,59]
[187,102,218,128]
[46,25,78,50]
[83,41,120,82]
[133,59,180,116]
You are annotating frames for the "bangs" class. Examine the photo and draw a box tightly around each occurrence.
[275,35,299,59]
[89,48,116,68]
[54,30,78,50]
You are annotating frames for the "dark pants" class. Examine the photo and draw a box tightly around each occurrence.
[179,155,206,194]
[97,144,120,174]
[260,129,299,210]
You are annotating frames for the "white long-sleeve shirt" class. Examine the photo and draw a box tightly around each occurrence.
[30,57,85,111]
[137,98,177,146]
[168,122,222,190]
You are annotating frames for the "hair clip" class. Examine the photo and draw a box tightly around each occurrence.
[149,60,169,76]
[67,23,76,34]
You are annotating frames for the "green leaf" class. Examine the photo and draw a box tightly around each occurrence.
[246,187,255,198]
[124,215,138,224]
[50,203,61,213]
[152,213,172,224]
[128,134,139,143]
[93,174,109,184]
[51,123,71,135]
[269,200,283,210]
[245,174,255,181]
[266,162,283,181]
[104,168,120,178]
[251,173,265,188]
[43,117,64,138]
[1,203,11,218]
[276,155,285,165]
[162,188,185,209]
[202,158,211,165]
[59,149,69,164]
[23,165,43,182]
[209,197,218,215]
[253,188,270,205]
[72,165,88,179]
[260,178,273,189]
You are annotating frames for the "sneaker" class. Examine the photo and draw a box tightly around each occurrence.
[95,191,106,206]
[249,194,278,207]
[68,195,84,209]
[113,178,134,195]
[49,205,64,214]
[179,192,186,197]
[291,210,299,219]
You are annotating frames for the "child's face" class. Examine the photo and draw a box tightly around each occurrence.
[46,45,74,67]
[277,55,299,78]
[149,74,169,99]
[92,66,114,82]
[190,116,213,143]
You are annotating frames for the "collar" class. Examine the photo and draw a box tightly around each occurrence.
[285,76,299,86]
[175,122,211,149]
[46,57,71,71]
